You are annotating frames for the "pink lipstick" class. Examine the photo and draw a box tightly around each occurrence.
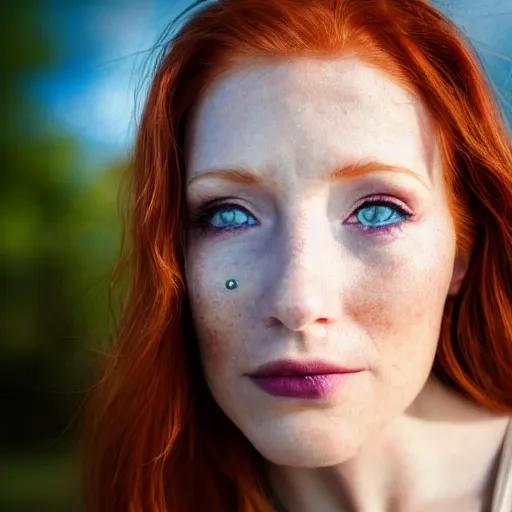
[247,359,364,399]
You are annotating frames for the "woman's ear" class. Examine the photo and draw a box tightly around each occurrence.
[447,248,471,296]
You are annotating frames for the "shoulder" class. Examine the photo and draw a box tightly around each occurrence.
[491,418,512,512]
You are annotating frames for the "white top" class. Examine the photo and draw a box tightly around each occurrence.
[491,418,512,512]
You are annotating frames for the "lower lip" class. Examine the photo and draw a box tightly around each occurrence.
[249,373,356,399]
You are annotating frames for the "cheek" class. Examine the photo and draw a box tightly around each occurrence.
[188,289,233,364]
[343,260,449,411]
[186,253,245,374]
[347,292,429,338]
[192,309,227,363]
[347,254,451,348]
[186,236,263,374]
[347,301,398,333]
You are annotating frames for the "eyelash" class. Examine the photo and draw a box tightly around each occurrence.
[189,195,413,236]
[345,196,413,235]
[189,199,255,234]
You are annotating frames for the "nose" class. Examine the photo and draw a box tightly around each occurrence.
[263,218,342,333]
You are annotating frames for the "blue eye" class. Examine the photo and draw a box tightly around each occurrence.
[353,200,411,229]
[211,205,257,229]
[191,203,258,232]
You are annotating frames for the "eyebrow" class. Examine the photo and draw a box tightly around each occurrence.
[187,160,431,189]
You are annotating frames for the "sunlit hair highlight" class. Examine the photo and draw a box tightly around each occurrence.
[81,0,512,510]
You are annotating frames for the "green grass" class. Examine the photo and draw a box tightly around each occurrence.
[0,452,83,512]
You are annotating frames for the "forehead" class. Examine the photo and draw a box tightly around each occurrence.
[186,57,438,182]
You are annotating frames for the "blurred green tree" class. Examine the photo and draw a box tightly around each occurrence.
[0,1,124,510]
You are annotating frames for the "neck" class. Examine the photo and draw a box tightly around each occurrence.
[266,377,509,512]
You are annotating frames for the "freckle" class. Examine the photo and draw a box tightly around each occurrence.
[200,328,225,360]
[348,302,394,330]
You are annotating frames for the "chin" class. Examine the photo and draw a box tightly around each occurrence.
[238,415,363,468]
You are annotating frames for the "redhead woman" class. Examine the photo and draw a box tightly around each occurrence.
[81,0,512,510]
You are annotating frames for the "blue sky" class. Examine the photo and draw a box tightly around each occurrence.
[39,0,512,165]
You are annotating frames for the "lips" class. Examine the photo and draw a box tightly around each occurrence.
[246,359,365,399]
[247,359,362,378]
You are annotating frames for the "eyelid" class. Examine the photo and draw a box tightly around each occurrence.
[349,194,411,216]
[353,193,409,208]
[193,197,253,214]
[207,200,257,217]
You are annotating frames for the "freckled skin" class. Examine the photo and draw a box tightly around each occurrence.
[184,57,463,468]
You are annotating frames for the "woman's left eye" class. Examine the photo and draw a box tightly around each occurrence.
[348,199,412,232]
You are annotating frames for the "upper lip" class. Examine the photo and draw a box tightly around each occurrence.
[247,359,365,377]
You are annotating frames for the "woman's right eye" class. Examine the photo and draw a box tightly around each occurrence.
[192,203,258,233]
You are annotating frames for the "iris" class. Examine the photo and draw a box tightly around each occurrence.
[211,206,257,229]
[356,204,404,227]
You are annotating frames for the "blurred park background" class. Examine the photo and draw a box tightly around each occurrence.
[1,0,511,510]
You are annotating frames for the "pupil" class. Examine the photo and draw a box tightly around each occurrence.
[362,206,392,224]
[221,210,236,224]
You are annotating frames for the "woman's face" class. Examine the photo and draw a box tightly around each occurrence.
[185,57,466,467]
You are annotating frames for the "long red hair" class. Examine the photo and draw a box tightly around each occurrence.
[81,0,512,510]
